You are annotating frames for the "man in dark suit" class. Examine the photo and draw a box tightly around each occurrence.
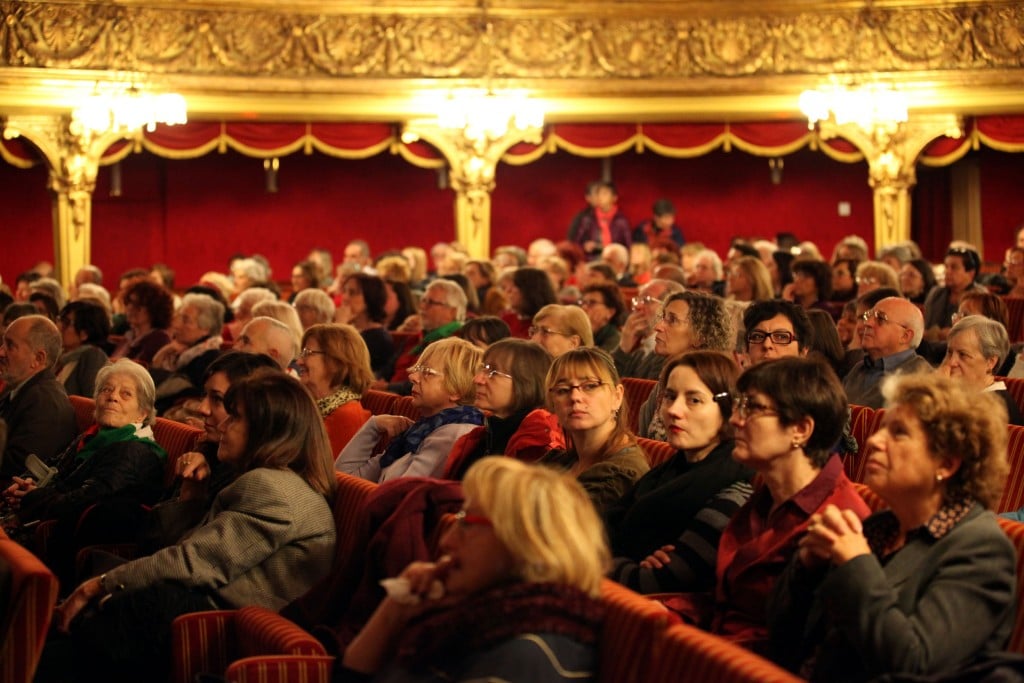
[0,314,77,479]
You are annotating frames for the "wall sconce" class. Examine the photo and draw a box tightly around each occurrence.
[769,158,784,185]
[264,158,279,193]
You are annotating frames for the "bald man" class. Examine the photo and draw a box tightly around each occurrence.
[843,296,932,408]
[0,315,77,478]
[234,317,299,370]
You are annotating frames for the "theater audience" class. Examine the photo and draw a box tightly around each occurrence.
[387,279,467,389]
[938,315,1023,425]
[607,352,753,594]
[541,347,648,513]
[337,337,483,481]
[339,457,607,682]
[924,246,985,341]
[45,371,336,682]
[769,373,1014,682]
[150,293,225,414]
[501,266,557,338]
[444,338,564,479]
[55,300,110,398]
[109,280,173,366]
[579,283,626,354]
[664,357,869,653]
[636,291,732,440]
[336,273,395,380]
[530,304,593,358]
[611,278,685,380]
[843,296,931,409]
[0,314,77,480]
[297,324,373,455]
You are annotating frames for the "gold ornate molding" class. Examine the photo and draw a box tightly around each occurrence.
[2,2,1023,81]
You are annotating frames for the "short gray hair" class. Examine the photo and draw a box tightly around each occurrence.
[22,315,63,371]
[30,278,66,310]
[180,293,225,336]
[294,289,336,324]
[949,315,1010,368]
[94,358,157,426]
[427,279,468,321]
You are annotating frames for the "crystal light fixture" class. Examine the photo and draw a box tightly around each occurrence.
[71,83,187,138]
[799,83,908,133]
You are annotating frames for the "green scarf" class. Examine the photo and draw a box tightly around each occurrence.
[411,321,463,355]
[75,423,168,463]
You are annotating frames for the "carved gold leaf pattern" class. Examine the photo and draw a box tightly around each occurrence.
[2,2,1024,79]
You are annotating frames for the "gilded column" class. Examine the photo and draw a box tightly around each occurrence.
[816,114,963,250]
[401,121,543,260]
[3,116,123,291]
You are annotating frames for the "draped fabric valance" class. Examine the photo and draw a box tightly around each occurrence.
[2,117,1022,170]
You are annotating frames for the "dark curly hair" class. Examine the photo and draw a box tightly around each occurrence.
[124,280,174,329]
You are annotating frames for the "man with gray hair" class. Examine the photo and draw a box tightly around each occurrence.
[234,317,299,371]
[385,279,466,392]
[612,278,685,380]
[843,296,931,408]
[0,315,77,479]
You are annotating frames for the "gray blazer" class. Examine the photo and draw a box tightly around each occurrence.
[104,467,336,610]
[768,503,1016,682]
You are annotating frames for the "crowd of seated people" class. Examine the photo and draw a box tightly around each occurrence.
[5,229,1024,682]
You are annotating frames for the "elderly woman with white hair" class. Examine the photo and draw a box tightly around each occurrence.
[294,288,337,331]
[938,314,1023,425]
[150,293,225,414]
[226,287,276,341]
[2,359,166,572]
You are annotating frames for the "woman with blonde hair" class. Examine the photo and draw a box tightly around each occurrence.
[541,347,648,513]
[726,256,774,303]
[340,457,607,681]
[770,373,1015,681]
[530,303,594,358]
[336,337,485,481]
[297,324,375,455]
[294,288,336,330]
[855,260,901,297]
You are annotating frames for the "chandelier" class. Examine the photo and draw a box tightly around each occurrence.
[798,83,908,133]
[72,83,187,138]
[432,88,544,144]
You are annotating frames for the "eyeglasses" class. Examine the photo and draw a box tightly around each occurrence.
[855,277,879,286]
[408,364,444,379]
[653,312,687,327]
[577,298,605,309]
[530,325,573,339]
[299,347,326,358]
[419,297,451,309]
[476,363,513,381]
[548,380,606,399]
[861,309,911,331]
[732,395,778,421]
[951,311,970,324]
[746,329,797,345]
[631,295,660,310]
[454,510,493,531]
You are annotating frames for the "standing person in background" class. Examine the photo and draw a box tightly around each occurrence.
[632,198,685,247]
[571,180,632,260]
[567,180,601,243]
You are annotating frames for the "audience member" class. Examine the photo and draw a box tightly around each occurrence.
[150,293,225,414]
[234,316,298,370]
[611,278,685,380]
[632,198,685,246]
[571,180,631,259]
[530,304,593,358]
[109,280,174,366]
[939,315,1023,424]
[55,301,110,397]
[337,273,395,380]
[579,283,626,353]
[899,258,937,304]
[924,246,984,340]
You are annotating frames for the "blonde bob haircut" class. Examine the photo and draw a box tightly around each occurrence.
[302,323,374,395]
[533,304,595,347]
[418,336,483,406]
[881,372,1008,509]
[463,456,609,597]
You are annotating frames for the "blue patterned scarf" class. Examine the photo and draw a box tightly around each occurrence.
[379,405,484,469]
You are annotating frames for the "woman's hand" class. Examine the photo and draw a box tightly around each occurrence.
[640,544,675,569]
[374,415,414,440]
[55,576,104,632]
[799,504,870,567]
[618,310,650,354]
[335,302,355,325]
[177,452,211,501]
[396,315,422,334]
[3,476,36,509]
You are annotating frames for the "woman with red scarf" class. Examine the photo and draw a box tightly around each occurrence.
[338,457,608,682]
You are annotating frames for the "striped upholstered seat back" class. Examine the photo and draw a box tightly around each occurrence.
[997,517,1024,653]
[0,534,59,683]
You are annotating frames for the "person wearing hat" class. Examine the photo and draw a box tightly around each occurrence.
[632,198,686,247]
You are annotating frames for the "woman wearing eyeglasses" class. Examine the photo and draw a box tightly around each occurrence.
[443,338,564,479]
[336,337,485,482]
[665,357,870,653]
[338,457,607,682]
[938,315,1023,425]
[296,324,374,456]
[530,304,594,358]
[768,373,1014,682]
[500,267,557,339]
[540,347,648,513]
[636,291,732,440]
[606,351,754,594]
[579,283,627,353]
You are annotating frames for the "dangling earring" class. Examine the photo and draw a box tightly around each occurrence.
[613,408,621,421]
[936,473,944,482]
